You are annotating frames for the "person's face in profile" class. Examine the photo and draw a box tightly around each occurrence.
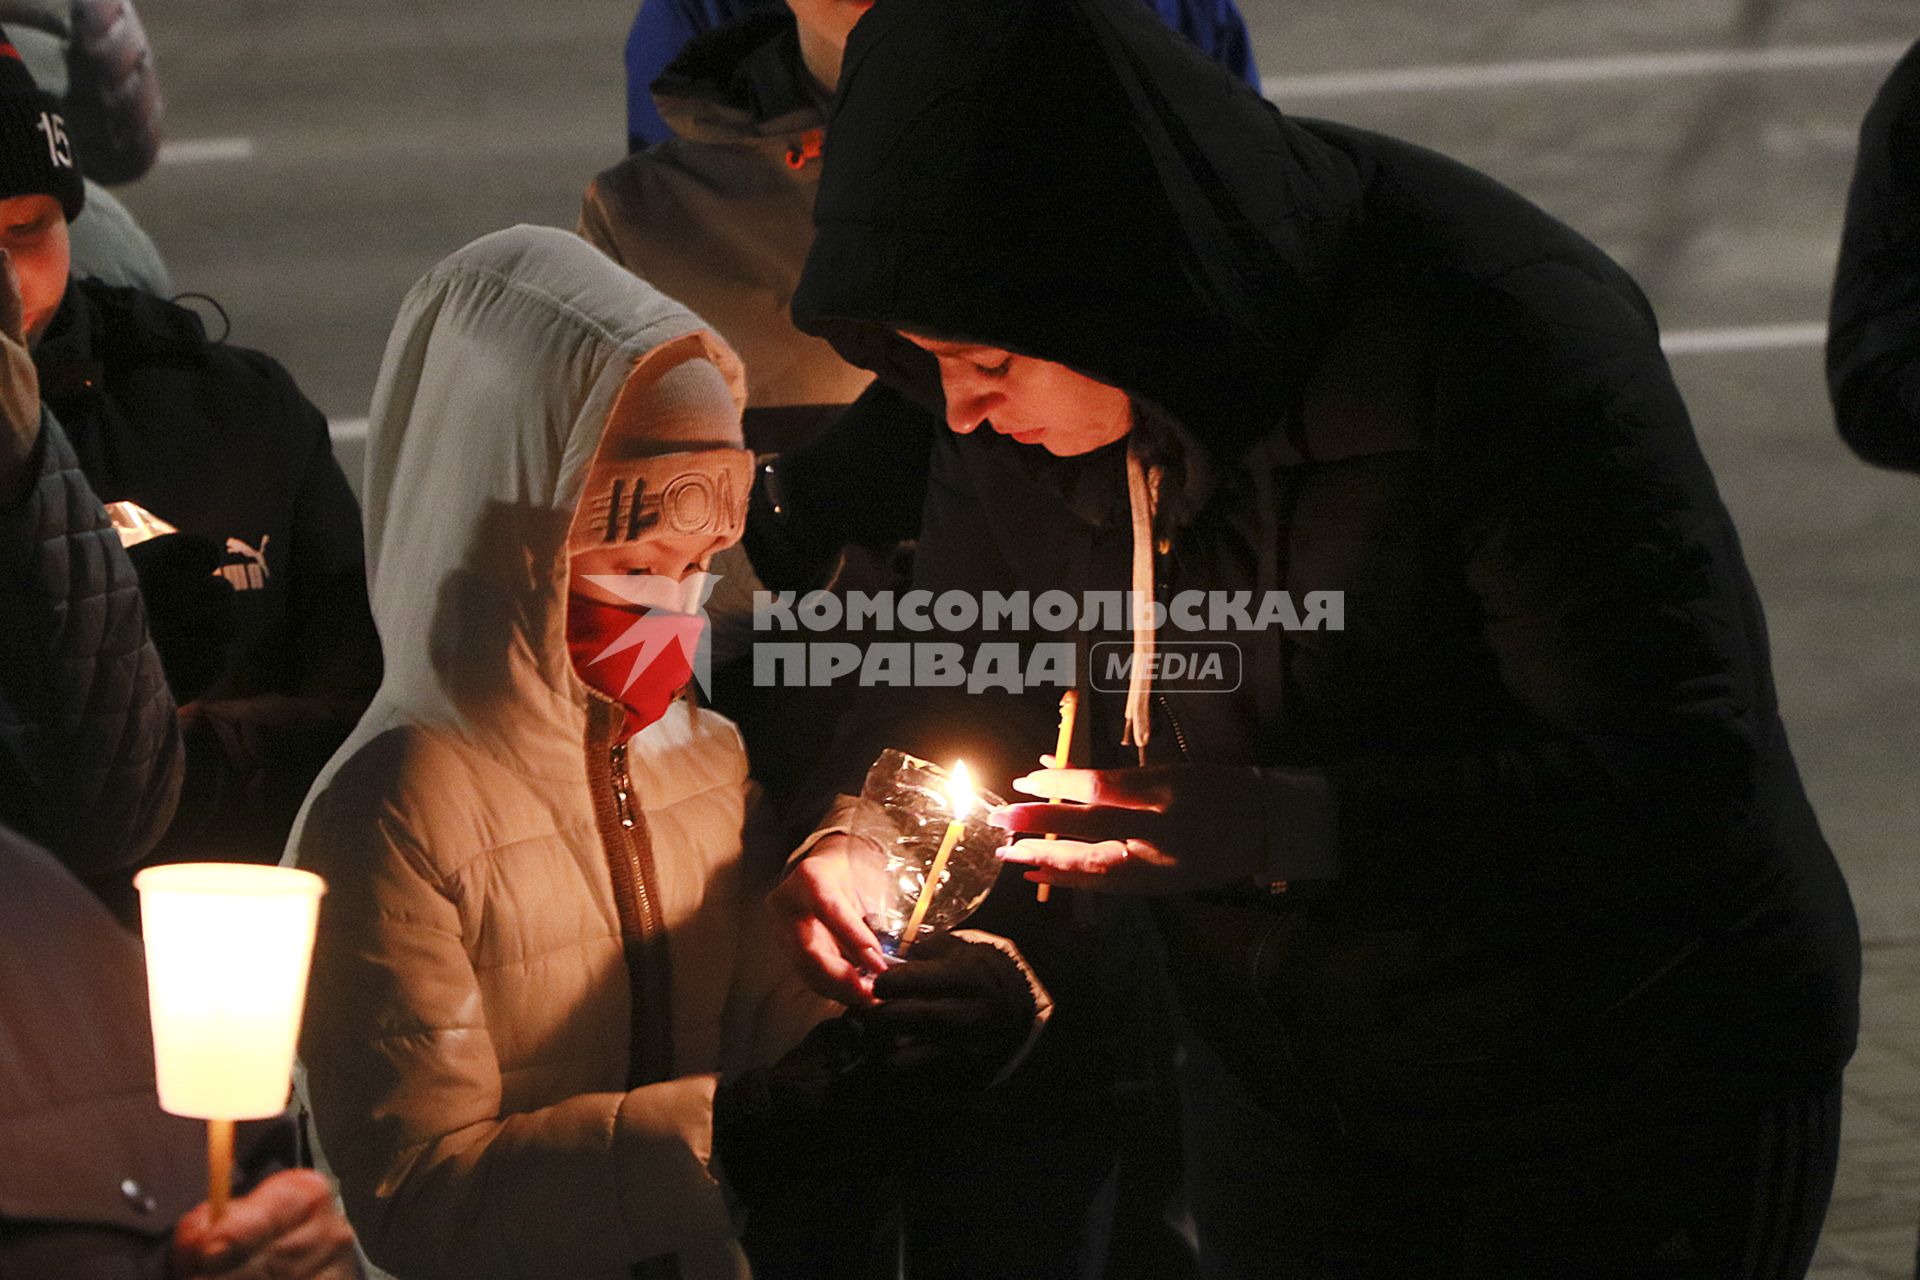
[903,332,1133,458]
[0,194,70,343]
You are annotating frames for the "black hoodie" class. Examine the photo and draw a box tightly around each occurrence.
[793,0,1859,1144]
[32,278,380,883]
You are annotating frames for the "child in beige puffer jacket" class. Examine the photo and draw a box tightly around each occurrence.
[288,226,1045,1280]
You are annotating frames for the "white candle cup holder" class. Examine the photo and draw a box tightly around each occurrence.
[135,863,326,1122]
[848,749,1006,959]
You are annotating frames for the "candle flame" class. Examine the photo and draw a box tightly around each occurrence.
[946,760,974,820]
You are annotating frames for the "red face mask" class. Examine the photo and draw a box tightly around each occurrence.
[565,595,705,735]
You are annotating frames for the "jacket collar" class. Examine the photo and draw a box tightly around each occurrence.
[30,278,103,403]
[33,276,95,362]
[34,276,211,373]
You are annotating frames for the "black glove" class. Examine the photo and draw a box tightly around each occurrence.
[126,532,236,703]
[713,938,1039,1214]
[712,1016,887,1211]
[862,933,1038,1086]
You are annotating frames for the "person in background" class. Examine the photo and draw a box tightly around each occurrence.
[1828,35,1920,473]
[3,0,169,291]
[588,0,1264,819]
[1,243,178,868]
[588,0,878,442]
[778,0,1861,1274]
[1827,43,1920,1275]
[586,0,894,823]
[289,226,1043,1280]
[0,32,380,912]
[620,0,1258,152]
[2,255,361,1280]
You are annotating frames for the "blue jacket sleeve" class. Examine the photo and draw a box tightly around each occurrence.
[624,0,693,150]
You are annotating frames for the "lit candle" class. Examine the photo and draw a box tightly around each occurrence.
[897,761,973,957]
[1036,689,1079,903]
[135,863,327,1224]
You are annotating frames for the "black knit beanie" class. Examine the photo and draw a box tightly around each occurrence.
[0,26,84,220]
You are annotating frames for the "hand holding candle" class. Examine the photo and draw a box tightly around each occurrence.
[135,863,327,1225]
[991,762,1329,895]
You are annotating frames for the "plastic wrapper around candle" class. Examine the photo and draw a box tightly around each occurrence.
[849,749,1006,959]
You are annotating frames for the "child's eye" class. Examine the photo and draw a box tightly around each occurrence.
[973,357,1012,378]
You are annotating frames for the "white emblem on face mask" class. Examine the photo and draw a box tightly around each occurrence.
[578,571,722,695]
[583,571,711,615]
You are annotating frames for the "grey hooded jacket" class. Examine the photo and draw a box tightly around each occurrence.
[580,13,873,432]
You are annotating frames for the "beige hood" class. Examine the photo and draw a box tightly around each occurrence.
[351,224,745,781]
[287,229,825,1280]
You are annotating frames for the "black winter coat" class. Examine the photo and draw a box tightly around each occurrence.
[0,412,179,872]
[32,278,380,871]
[1829,37,1920,472]
[792,0,1859,1146]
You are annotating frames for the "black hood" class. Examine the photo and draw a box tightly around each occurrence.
[791,0,1366,461]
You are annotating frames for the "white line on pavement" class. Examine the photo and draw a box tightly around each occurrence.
[1263,41,1909,101]
[1661,323,1827,356]
[157,136,256,165]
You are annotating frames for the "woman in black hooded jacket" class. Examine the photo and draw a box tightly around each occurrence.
[773,0,1862,1275]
